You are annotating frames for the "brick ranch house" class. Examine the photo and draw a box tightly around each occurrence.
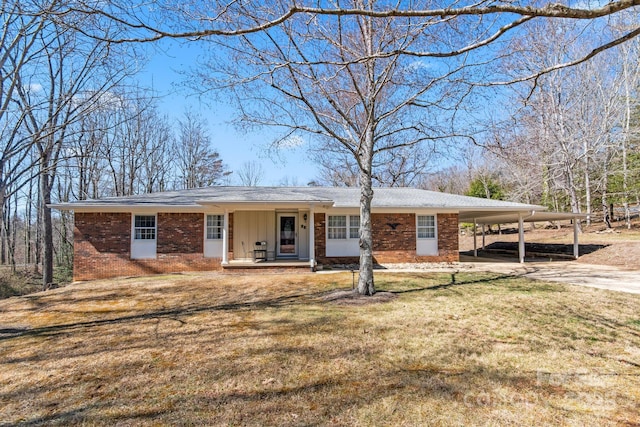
[51,186,568,281]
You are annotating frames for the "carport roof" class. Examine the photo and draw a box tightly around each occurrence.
[458,210,587,224]
[50,186,545,212]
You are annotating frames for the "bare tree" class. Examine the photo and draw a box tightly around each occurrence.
[312,151,359,187]
[187,1,640,295]
[235,161,264,187]
[198,1,488,295]
[313,142,436,188]
[485,17,637,228]
[0,0,49,217]
[613,15,640,228]
[174,109,228,189]
[12,9,139,288]
[278,175,301,187]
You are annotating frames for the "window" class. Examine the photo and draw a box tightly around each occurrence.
[349,215,360,239]
[134,215,156,240]
[206,214,224,240]
[328,215,359,240]
[417,215,436,239]
[328,215,347,239]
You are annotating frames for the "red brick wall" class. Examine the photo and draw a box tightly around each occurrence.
[371,213,416,262]
[436,213,459,262]
[73,212,221,281]
[314,213,326,259]
[315,212,460,265]
[73,210,460,281]
[158,213,203,253]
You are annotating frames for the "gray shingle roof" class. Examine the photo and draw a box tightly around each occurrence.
[51,186,543,211]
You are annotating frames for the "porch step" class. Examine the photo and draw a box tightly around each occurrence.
[222,260,312,271]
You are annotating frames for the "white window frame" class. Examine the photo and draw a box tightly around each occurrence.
[204,213,225,258]
[326,213,360,256]
[327,215,347,239]
[328,215,360,240]
[349,215,360,239]
[417,215,436,239]
[206,214,224,240]
[134,215,156,240]
[416,214,438,256]
[131,214,157,259]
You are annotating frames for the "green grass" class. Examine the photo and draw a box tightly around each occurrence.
[0,271,639,426]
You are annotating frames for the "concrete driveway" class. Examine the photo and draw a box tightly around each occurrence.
[376,256,640,294]
[460,257,640,294]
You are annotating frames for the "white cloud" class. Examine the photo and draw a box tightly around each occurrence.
[278,134,306,149]
[26,83,43,93]
[406,60,435,72]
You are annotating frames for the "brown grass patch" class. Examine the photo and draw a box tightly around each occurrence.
[0,268,41,299]
[1,271,639,425]
[321,289,397,305]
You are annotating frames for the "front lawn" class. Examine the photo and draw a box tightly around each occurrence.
[1,271,638,425]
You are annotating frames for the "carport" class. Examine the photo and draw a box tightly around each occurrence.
[458,210,588,263]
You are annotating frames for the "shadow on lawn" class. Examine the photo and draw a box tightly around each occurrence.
[387,272,514,294]
[0,289,338,342]
[4,403,169,427]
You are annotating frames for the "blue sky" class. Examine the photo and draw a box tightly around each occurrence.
[140,41,319,186]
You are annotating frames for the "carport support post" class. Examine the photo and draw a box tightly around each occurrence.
[473,219,478,257]
[518,213,525,264]
[481,225,486,250]
[573,217,579,259]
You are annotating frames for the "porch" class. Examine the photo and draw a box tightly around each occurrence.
[219,208,316,269]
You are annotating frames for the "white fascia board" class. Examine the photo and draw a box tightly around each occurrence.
[463,211,586,225]
[315,206,460,214]
[49,204,207,213]
[195,201,334,211]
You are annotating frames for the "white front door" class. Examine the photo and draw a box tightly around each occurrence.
[277,213,298,257]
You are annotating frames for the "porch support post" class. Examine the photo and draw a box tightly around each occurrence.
[309,205,316,271]
[222,209,229,265]
[473,219,477,257]
[518,213,525,264]
[573,217,580,259]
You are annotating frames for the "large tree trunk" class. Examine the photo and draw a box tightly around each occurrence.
[357,131,375,296]
[357,169,375,296]
[40,160,54,290]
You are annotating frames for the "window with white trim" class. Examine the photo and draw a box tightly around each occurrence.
[349,215,360,239]
[134,215,156,240]
[328,215,360,240]
[328,215,347,239]
[417,215,436,239]
[206,214,224,240]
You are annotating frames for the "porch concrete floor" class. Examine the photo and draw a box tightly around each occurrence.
[223,260,311,269]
